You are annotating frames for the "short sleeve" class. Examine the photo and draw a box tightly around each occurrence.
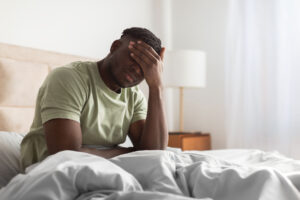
[40,67,87,124]
[131,87,147,124]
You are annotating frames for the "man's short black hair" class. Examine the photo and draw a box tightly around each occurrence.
[121,27,162,55]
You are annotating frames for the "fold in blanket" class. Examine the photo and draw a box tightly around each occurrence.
[0,150,299,200]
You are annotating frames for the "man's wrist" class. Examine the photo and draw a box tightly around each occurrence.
[148,85,164,100]
[148,83,164,91]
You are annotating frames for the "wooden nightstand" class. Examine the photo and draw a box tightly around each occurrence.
[168,132,211,151]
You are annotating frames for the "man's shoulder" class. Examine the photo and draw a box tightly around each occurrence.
[41,61,95,93]
[48,61,94,81]
[52,61,94,73]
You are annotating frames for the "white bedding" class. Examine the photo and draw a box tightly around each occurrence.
[0,149,299,200]
[0,132,23,188]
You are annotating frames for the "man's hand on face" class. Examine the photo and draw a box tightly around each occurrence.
[128,40,165,89]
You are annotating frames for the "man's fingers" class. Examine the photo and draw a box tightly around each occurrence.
[130,42,157,62]
[130,52,146,71]
[136,41,160,60]
[129,44,153,65]
[160,47,165,61]
[136,40,164,61]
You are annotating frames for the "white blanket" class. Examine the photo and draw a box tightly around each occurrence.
[0,150,299,200]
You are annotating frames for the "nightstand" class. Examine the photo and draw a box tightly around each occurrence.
[168,132,211,151]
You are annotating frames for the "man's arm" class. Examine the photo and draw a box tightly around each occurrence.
[44,119,134,158]
[128,41,168,150]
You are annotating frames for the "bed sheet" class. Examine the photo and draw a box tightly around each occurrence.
[0,149,299,200]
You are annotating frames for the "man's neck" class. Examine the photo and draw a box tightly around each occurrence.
[97,59,121,93]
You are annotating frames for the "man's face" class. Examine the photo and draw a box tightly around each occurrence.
[109,38,144,88]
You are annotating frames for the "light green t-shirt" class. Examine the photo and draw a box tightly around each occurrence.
[20,61,147,170]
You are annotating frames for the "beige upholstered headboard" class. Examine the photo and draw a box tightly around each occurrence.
[0,42,94,134]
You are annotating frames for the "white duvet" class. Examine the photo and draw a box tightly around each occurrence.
[0,149,300,200]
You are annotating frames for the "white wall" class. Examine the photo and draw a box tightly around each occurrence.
[0,0,165,58]
[170,0,229,149]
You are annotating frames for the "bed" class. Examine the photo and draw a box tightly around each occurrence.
[0,42,300,200]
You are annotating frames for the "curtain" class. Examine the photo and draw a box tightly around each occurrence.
[225,0,300,159]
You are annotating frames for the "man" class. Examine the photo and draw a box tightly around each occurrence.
[20,27,168,170]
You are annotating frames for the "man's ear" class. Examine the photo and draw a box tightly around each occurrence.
[110,40,122,53]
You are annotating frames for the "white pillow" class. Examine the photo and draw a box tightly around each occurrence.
[0,131,23,188]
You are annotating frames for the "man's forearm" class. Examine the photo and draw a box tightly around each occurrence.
[128,41,168,150]
[138,86,168,150]
[79,146,135,159]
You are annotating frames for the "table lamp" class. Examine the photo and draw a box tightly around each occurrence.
[163,50,206,132]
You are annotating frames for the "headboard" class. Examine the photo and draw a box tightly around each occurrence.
[0,42,94,134]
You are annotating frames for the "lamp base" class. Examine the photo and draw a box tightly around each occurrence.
[179,87,184,132]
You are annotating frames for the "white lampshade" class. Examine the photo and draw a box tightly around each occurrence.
[163,50,206,88]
